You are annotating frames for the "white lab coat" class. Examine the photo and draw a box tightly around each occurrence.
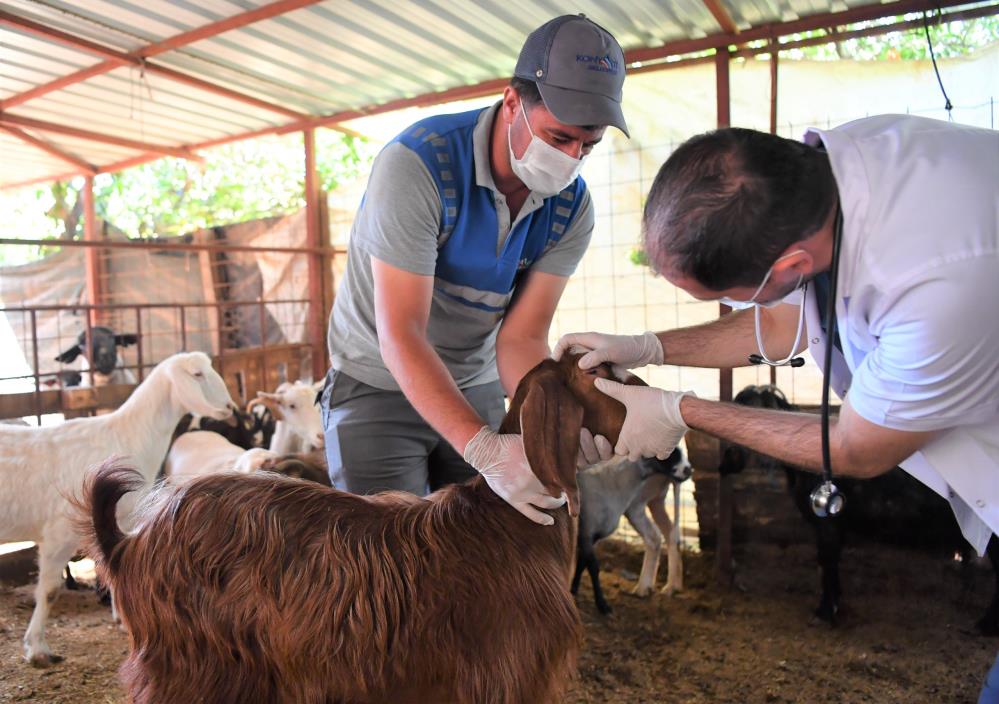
[801,115,999,555]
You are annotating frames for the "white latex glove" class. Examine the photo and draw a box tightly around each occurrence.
[552,331,664,370]
[577,427,614,469]
[593,378,694,462]
[463,426,566,525]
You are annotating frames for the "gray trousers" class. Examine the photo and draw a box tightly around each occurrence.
[320,369,505,496]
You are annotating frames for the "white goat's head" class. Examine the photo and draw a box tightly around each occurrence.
[250,380,324,450]
[165,352,234,421]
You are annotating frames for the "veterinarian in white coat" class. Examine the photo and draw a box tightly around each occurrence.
[554,116,999,699]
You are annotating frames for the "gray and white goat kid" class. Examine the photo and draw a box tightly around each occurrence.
[573,448,692,615]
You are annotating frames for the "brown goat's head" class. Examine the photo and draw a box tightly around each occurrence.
[500,352,647,517]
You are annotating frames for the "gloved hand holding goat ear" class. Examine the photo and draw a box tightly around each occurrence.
[554,332,694,463]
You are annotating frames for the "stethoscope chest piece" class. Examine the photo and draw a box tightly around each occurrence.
[810,480,845,518]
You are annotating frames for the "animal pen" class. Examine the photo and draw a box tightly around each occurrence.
[1,0,998,701]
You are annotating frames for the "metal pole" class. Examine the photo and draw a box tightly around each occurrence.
[179,305,187,351]
[83,174,101,328]
[715,46,735,589]
[304,128,327,382]
[769,43,779,387]
[134,307,144,381]
[30,310,41,424]
[259,299,268,393]
[84,307,95,388]
[216,303,226,379]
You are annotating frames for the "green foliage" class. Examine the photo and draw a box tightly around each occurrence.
[93,130,373,239]
[0,128,374,267]
[629,248,650,268]
[784,14,999,61]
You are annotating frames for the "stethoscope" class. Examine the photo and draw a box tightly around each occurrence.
[747,206,846,518]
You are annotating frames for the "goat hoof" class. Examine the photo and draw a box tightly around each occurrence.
[629,585,653,599]
[596,601,613,616]
[660,585,680,597]
[28,652,64,668]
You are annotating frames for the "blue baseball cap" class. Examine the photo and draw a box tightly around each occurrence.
[514,14,629,137]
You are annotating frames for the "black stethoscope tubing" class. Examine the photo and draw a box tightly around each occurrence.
[813,204,845,517]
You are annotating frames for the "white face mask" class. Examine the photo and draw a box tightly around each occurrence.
[719,250,805,309]
[507,100,586,197]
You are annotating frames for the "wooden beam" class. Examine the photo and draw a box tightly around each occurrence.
[702,0,740,35]
[0,124,95,172]
[0,113,199,159]
[0,385,136,419]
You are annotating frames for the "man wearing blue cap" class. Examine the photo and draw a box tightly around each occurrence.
[321,15,628,522]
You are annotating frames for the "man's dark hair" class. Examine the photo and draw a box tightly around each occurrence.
[642,128,838,290]
[510,77,543,109]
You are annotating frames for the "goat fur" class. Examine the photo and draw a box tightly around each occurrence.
[78,354,642,703]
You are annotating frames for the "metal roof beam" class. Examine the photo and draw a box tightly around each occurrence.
[0,124,96,173]
[0,2,322,118]
[0,114,199,160]
[5,0,997,188]
[702,0,740,35]
[627,0,980,63]
[731,2,999,58]
[134,0,326,59]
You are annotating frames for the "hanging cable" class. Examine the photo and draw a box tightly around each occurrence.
[922,7,953,119]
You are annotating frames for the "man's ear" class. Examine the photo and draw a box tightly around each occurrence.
[500,85,519,127]
[518,371,583,517]
[775,248,813,279]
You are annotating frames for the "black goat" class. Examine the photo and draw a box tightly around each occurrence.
[54,326,137,384]
[172,404,276,451]
[721,384,998,633]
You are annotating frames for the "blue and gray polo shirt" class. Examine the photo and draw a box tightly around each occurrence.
[327,102,594,391]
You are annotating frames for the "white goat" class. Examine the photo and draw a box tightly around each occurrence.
[249,380,324,454]
[573,448,693,615]
[0,351,233,666]
[164,431,278,483]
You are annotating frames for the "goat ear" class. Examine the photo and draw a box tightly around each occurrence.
[246,397,285,421]
[55,344,82,364]
[115,334,138,348]
[518,372,584,517]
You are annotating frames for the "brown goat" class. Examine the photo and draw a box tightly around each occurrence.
[78,354,642,704]
[261,449,332,486]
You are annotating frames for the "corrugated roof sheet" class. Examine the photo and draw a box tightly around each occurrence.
[0,0,989,188]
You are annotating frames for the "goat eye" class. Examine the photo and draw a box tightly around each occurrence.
[289,403,297,410]
[193,371,204,378]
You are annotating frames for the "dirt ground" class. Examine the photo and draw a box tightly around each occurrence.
[1,534,996,704]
